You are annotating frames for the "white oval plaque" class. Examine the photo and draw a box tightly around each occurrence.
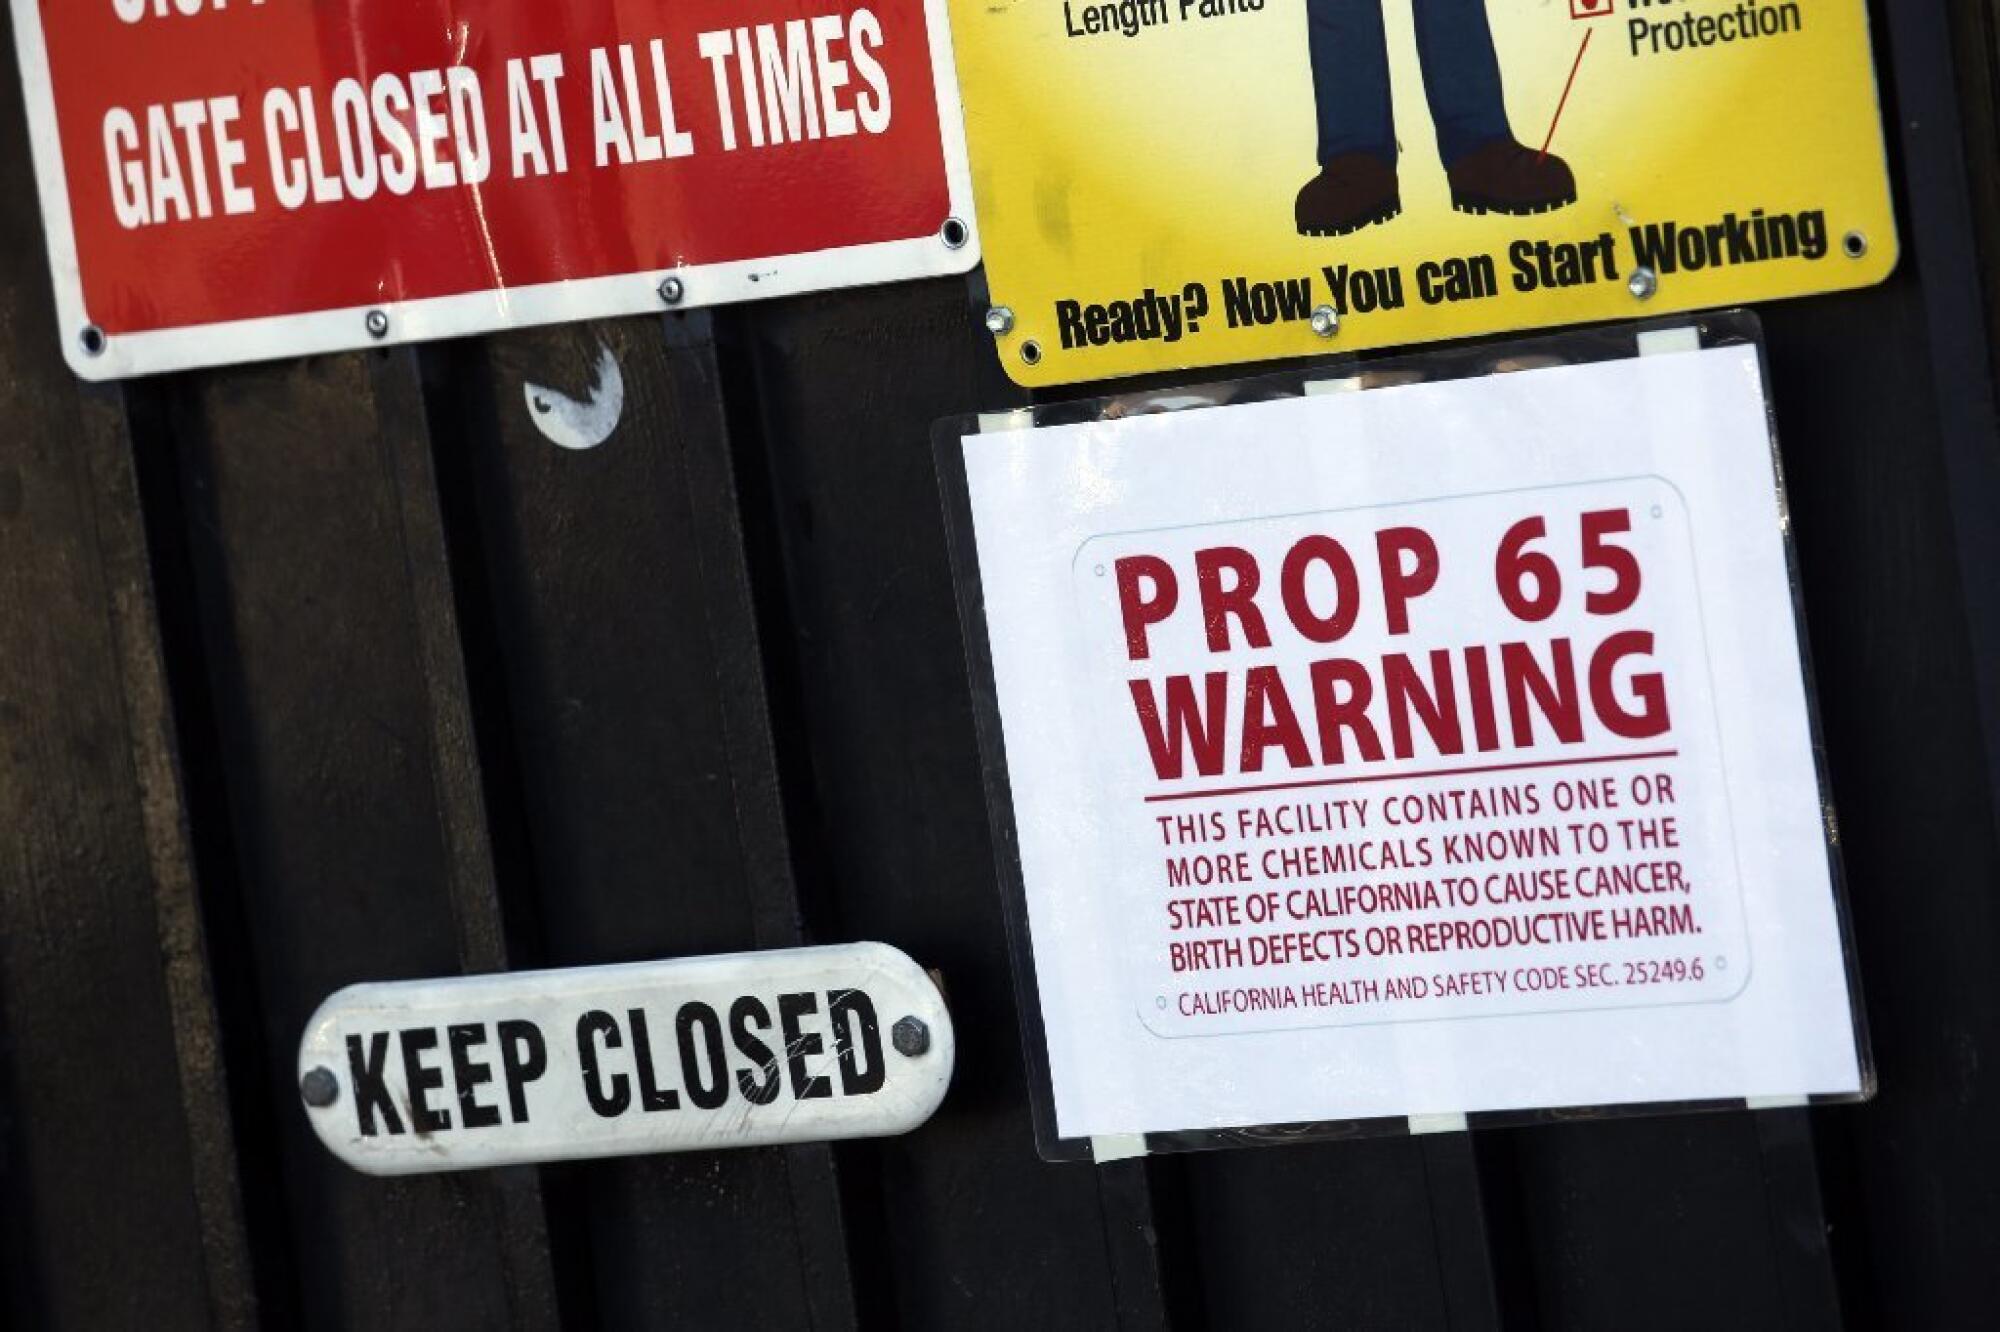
[298,943,954,1175]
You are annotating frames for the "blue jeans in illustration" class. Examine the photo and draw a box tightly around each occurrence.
[1307,0,1514,168]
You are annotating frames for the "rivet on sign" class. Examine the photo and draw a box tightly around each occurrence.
[79,324,107,357]
[658,275,686,305]
[985,306,1016,336]
[365,309,391,339]
[1309,304,1340,338]
[1627,267,1659,301]
[1842,230,1868,260]
[940,217,970,250]
[300,1066,340,1108]
[891,1016,931,1057]
[1020,340,1044,367]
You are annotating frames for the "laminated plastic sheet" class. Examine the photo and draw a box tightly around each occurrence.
[938,314,1871,1160]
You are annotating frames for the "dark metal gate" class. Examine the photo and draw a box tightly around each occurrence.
[8,2,2000,1327]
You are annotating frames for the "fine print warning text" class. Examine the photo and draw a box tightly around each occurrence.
[1078,479,1750,1035]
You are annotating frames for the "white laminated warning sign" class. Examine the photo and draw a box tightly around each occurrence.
[939,319,1867,1157]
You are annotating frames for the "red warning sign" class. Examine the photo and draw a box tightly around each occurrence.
[11,0,973,378]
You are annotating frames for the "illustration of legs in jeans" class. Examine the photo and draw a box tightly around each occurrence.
[1297,0,1577,236]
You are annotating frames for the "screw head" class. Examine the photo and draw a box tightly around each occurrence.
[1309,304,1339,338]
[658,275,686,305]
[300,1066,340,1108]
[891,1016,931,1057]
[1627,267,1659,301]
[365,309,391,339]
[985,306,1015,336]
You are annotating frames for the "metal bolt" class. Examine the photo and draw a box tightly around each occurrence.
[891,1016,931,1057]
[1309,304,1339,338]
[658,275,686,305]
[365,309,391,339]
[300,1066,340,1108]
[1628,267,1658,301]
[985,306,1015,336]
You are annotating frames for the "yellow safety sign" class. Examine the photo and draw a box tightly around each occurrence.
[948,0,1896,385]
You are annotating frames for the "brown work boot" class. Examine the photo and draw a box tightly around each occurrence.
[1447,140,1576,217]
[1296,153,1401,237]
